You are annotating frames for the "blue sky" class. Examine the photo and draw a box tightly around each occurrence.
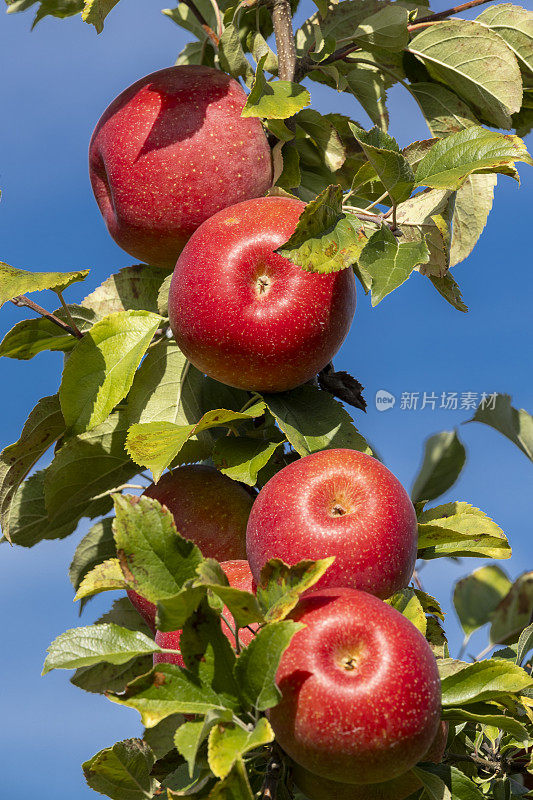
[1,1,532,797]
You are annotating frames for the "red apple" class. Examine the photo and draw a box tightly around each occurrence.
[89,66,272,267]
[291,763,422,800]
[154,559,256,667]
[290,722,448,799]
[126,465,253,629]
[144,465,253,561]
[127,589,157,633]
[246,448,417,598]
[269,588,441,785]
[168,196,356,392]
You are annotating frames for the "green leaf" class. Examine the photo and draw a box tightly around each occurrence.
[179,601,240,707]
[81,0,119,32]
[349,124,415,204]
[126,403,265,482]
[175,711,233,777]
[415,764,485,800]
[348,5,409,52]
[31,0,84,26]
[441,704,528,740]
[156,585,207,632]
[359,225,430,305]
[516,623,533,666]
[234,620,304,710]
[453,565,512,637]
[412,766,451,800]
[212,437,282,487]
[195,561,265,629]
[256,558,335,623]
[112,494,204,604]
[109,663,232,726]
[241,56,310,119]
[429,273,468,313]
[408,21,522,129]
[415,126,532,190]
[264,384,371,457]
[276,184,370,274]
[0,304,98,360]
[82,265,169,317]
[396,188,454,279]
[296,0,392,54]
[476,4,533,76]
[143,714,185,759]
[42,623,160,674]
[60,310,161,434]
[82,738,157,800]
[450,174,497,267]
[294,110,346,172]
[208,717,274,780]
[468,393,533,461]
[385,588,427,634]
[218,24,254,83]
[490,572,533,645]
[410,82,478,137]
[71,599,154,695]
[206,759,254,800]
[3,470,76,547]
[417,501,511,560]
[0,394,64,543]
[412,430,466,503]
[43,410,137,531]
[74,558,128,601]
[0,262,89,307]
[440,658,533,706]
[69,517,117,595]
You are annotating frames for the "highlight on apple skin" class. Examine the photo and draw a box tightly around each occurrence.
[246,448,418,598]
[89,65,273,267]
[168,195,357,393]
[154,559,256,667]
[268,588,441,785]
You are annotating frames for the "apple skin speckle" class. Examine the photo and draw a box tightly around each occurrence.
[246,448,418,599]
[168,196,357,393]
[269,588,441,785]
[89,66,273,268]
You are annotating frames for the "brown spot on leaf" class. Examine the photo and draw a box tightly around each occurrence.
[153,671,167,687]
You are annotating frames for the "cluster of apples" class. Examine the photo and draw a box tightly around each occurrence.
[125,456,442,800]
[89,65,356,392]
[90,66,442,797]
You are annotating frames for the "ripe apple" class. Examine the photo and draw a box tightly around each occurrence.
[290,722,448,800]
[154,559,256,667]
[89,66,272,267]
[144,464,253,561]
[126,465,253,629]
[269,588,441,785]
[246,448,417,598]
[168,196,357,392]
[127,589,157,633]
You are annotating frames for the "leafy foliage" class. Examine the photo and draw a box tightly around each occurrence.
[3,0,533,797]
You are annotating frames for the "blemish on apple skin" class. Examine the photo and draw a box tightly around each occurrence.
[223,217,240,226]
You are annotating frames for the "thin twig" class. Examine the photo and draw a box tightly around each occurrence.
[181,0,220,46]
[260,747,283,800]
[56,290,82,337]
[271,0,297,82]
[10,295,83,339]
[414,0,492,25]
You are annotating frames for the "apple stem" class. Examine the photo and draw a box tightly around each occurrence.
[181,0,220,47]
[56,290,83,338]
[271,0,297,82]
[10,294,84,339]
